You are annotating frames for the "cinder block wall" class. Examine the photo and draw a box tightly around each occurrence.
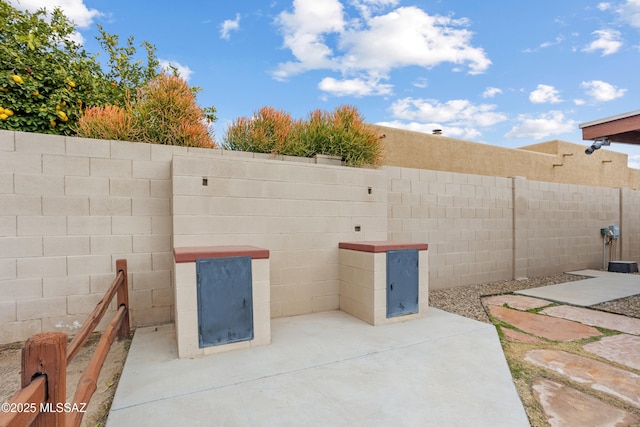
[0,130,176,343]
[385,166,513,288]
[513,177,620,278]
[171,154,388,318]
[2,129,639,343]
[621,188,640,263]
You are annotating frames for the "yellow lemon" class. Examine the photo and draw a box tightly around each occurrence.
[67,80,76,88]
[56,111,68,121]
[0,107,4,114]
[0,113,8,121]
[4,109,13,117]
[49,120,56,127]
[12,75,23,84]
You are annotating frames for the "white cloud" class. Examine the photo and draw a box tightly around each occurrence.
[583,29,622,55]
[388,97,507,139]
[505,111,576,140]
[598,2,612,11]
[483,87,502,98]
[581,80,626,101]
[616,0,640,28]
[338,7,490,75]
[352,0,399,21]
[412,78,429,88]
[376,120,482,140]
[529,84,562,104]
[628,154,640,169]
[220,13,241,40]
[8,0,102,28]
[539,35,565,49]
[318,76,393,96]
[159,60,194,82]
[273,2,491,93]
[273,0,345,80]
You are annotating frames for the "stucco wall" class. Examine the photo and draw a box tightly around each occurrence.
[376,125,639,189]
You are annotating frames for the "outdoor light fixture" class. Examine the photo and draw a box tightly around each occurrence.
[585,137,610,155]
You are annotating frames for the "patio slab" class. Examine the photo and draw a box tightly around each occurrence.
[501,327,545,344]
[541,305,640,335]
[107,309,529,427]
[525,349,640,409]
[532,377,640,427]
[584,334,640,371]
[487,305,602,341]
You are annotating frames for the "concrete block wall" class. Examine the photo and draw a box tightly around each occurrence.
[513,177,621,278]
[171,154,388,318]
[2,129,640,344]
[385,166,513,289]
[621,188,640,262]
[0,130,176,343]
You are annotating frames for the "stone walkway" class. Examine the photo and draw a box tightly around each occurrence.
[484,294,640,426]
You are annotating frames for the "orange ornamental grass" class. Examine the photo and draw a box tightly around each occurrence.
[75,104,138,141]
[76,74,215,148]
[223,104,383,166]
[133,74,215,148]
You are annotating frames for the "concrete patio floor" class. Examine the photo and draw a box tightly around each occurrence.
[106,269,640,426]
[106,308,529,427]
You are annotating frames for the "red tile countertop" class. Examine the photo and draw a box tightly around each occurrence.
[174,245,270,263]
[338,241,428,253]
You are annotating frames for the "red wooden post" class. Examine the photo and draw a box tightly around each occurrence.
[21,332,67,427]
[116,259,130,340]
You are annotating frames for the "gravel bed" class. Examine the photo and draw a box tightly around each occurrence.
[429,273,640,323]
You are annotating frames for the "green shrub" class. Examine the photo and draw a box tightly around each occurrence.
[223,105,383,166]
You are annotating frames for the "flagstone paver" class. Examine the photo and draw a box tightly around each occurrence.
[541,305,640,335]
[532,377,640,427]
[500,327,545,344]
[525,349,640,408]
[483,294,552,311]
[488,305,602,341]
[584,334,640,371]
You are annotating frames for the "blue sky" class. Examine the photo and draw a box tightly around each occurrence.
[9,0,640,167]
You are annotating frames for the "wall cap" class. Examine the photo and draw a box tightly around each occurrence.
[339,241,428,253]
[174,245,270,263]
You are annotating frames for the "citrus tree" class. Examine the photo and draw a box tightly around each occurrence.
[0,2,162,135]
[0,2,109,134]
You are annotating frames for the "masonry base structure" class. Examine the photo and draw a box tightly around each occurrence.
[173,246,271,358]
[338,241,429,326]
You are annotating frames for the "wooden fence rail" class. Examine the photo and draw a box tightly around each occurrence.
[0,259,130,427]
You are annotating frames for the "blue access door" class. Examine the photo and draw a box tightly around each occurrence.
[196,256,254,348]
[386,249,419,318]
